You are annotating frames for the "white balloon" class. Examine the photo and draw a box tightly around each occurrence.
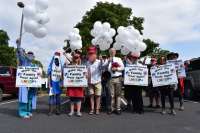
[23,5,36,18]
[127,26,134,31]
[125,39,135,50]
[24,19,39,33]
[68,32,75,39]
[102,22,111,31]
[99,43,110,51]
[73,40,82,50]
[91,38,97,45]
[109,28,116,37]
[90,29,96,37]
[102,32,110,40]
[35,12,50,25]
[113,42,122,50]
[138,34,143,42]
[35,12,50,24]
[33,27,47,38]
[117,26,125,33]
[70,42,77,51]
[121,46,130,55]
[94,21,102,30]
[139,42,147,52]
[120,30,130,40]
[72,28,79,34]
[35,0,49,11]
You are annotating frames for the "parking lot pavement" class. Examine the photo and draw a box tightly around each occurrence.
[0,96,200,133]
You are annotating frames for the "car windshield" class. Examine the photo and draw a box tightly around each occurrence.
[0,67,10,76]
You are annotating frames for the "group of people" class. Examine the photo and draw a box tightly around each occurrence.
[16,41,186,119]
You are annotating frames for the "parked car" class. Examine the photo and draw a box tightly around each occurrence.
[187,58,200,99]
[0,66,18,101]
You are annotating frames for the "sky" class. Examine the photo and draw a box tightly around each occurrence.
[0,0,200,69]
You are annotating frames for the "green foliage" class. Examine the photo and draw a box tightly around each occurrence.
[75,2,145,54]
[0,30,44,71]
[151,47,170,59]
[0,45,17,67]
[0,29,9,46]
[32,59,43,68]
[141,39,159,57]
[32,59,46,77]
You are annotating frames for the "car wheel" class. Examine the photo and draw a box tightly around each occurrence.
[0,88,3,102]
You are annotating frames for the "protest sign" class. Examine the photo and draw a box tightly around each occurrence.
[124,65,148,86]
[64,65,88,87]
[16,66,42,87]
[150,64,178,87]
[167,60,186,78]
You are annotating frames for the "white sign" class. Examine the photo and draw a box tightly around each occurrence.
[167,60,186,78]
[124,65,148,86]
[16,66,42,87]
[150,64,178,87]
[64,65,88,87]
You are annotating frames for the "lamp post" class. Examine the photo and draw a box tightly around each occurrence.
[17,2,25,47]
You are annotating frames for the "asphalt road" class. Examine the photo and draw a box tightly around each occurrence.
[0,96,200,133]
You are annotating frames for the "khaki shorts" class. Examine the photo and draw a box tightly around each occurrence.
[89,83,102,96]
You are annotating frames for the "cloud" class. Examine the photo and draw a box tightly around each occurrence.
[122,0,200,45]
[0,0,200,70]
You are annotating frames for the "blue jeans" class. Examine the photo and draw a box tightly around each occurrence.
[49,94,61,105]
[19,89,34,117]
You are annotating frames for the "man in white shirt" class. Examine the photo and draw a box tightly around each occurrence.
[87,46,104,115]
[108,48,124,115]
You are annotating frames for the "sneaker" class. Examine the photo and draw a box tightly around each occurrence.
[95,109,100,115]
[28,113,33,117]
[107,109,112,115]
[170,109,176,115]
[179,106,184,111]
[21,115,30,119]
[161,109,166,115]
[116,110,122,115]
[89,110,94,115]
[68,112,74,117]
[76,112,82,117]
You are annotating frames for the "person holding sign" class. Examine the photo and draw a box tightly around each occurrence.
[66,50,84,117]
[159,56,176,115]
[47,52,63,116]
[170,52,185,111]
[87,46,105,115]
[124,53,144,114]
[16,40,38,119]
[148,57,160,108]
[108,48,124,115]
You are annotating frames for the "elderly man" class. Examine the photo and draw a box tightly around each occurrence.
[87,46,104,115]
[108,48,124,115]
[124,52,144,114]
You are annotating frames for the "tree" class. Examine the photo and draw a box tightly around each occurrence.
[0,30,44,70]
[72,2,159,56]
[32,59,46,77]
[0,45,17,66]
[141,39,159,57]
[150,47,170,59]
[0,30,9,45]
